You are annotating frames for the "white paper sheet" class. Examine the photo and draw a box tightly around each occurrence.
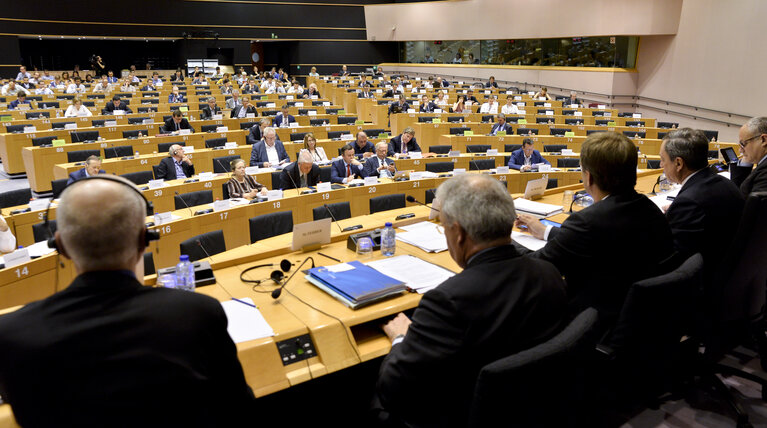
[396,222,448,253]
[220,298,275,343]
[367,255,455,293]
[511,231,547,251]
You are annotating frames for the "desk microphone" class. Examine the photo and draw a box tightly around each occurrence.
[649,174,662,195]
[569,192,588,212]
[271,256,315,299]
[173,190,204,216]
[406,195,440,213]
[324,204,362,232]
[213,157,230,179]
[281,161,302,191]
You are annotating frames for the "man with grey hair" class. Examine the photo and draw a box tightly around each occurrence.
[731,116,767,195]
[249,126,290,168]
[225,89,243,109]
[200,96,221,120]
[0,176,255,426]
[660,128,743,261]
[376,174,567,428]
[362,141,396,178]
[280,149,320,189]
[155,143,195,180]
[67,155,105,184]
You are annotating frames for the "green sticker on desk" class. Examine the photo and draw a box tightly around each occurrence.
[179,106,189,112]
[377,133,389,139]
[518,119,527,124]
[52,139,66,146]
[432,118,441,123]
[338,110,346,114]
[463,130,474,136]
[564,131,575,137]
[0,115,11,122]
[608,121,616,126]
[261,96,268,100]
[496,131,507,136]
[355,120,365,125]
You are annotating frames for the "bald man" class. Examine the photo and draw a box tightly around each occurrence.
[0,176,255,426]
[155,144,195,180]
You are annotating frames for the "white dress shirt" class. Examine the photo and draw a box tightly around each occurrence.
[265,143,280,165]
[0,228,16,252]
[502,104,520,115]
[64,105,93,117]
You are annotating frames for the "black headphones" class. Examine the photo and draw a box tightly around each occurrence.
[240,259,293,288]
[45,175,161,250]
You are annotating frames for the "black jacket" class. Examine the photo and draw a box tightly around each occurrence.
[155,156,195,180]
[279,162,320,189]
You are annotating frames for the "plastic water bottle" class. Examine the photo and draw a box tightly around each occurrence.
[381,222,396,257]
[175,255,196,291]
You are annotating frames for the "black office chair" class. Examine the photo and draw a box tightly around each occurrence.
[70,131,99,142]
[418,116,437,123]
[516,128,539,135]
[213,155,240,174]
[447,116,464,123]
[481,115,494,123]
[205,137,227,149]
[312,201,352,221]
[151,165,163,180]
[121,171,154,185]
[51,122,75,129]
[466,144,491,153]
[51,179,69,199]
[544,144,567,153]
[67,149,100,163]
[592,111,606,116]
[623,131,646,139]
[425,162,454,173]
[158,141,184,154]
[646,159,661,169]
[91,119,106,127]
[369,194,406,214]
[468,308,599,428]
[657,122,678,129]
[310,119,326,126]
[290,132,308,142]
[32,136,57,147]
[127,117,150,125]
[271,171,283,190]
[425,189,436,204]
[174,190,214,210]
[240,121,258,130]
[366,128,385,137]
[179,230,226,262]
[26,112,50,119]
[626,121,645,127]
[703,130,719,142]
[469,159,495,170]
[557,158,580,168]
[547,178,558,189]
[550,128,570,136]
[327,131,344,140]
[143,252,156,276]
[104,145,134,159]
[122,129,148,139]
[429,145,452,154]
[562,110,576,116]
[0,188,32,209]
[449,127,471,135]
[32,220,57,243]
[536,117,555,124]
[504,144,522,153]
[249,211,294,243]
[565,119,584,125]
[337,116,358,125]
[4,125,26,133]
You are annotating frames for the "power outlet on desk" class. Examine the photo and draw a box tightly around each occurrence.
[277,334,316,366]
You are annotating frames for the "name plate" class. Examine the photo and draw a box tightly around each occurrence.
[496,166,510,174]
[323,101,331,106]
[317,182,331,192]
[448,150,461,157]
[286,95,294,100]
[539,164,552,172]
[340,133,354,141]
[183,146,195,153]
[29,199,49,211]
[570,104,579,108]
[409,152,423,159]
[267,189,283,201]
[142,119,154,124]
[544,103,552,107]
[545,110,554,116]
[246,113,256,118]
[5,248,30,268]
[364,176,379,186]
[376,89,383,94]
[105,120,117,126]
[434,109,443,113]
[603,112,612,118]
[517,110,526,115]
[213,199,230,211]
[409,171,423,180]
[407,108,416,113]
[574,111,583,117]
[598,105,606,110]
[224,142,238,149]
[308,111,318,117]
[245,166,259,175]
[198,172,214,181]
[23,126,36,133]
[178,129,191,135]
[311,95,318,99]
[453,168,466,175]
[562,149,574,155]
[216,126,229,132]
[148,179,165,189]
[289,122,300,128]
[64,123,77,130]
[632,113,642,118]
[154,212,173,225]
[487,149,499,156]
[113,110,125,115]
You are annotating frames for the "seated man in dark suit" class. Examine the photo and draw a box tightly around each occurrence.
[353,131,375,159]
[155,144,195,180]
[163,109,195,133]
[387,127,421,157]
[516,131,675,320]
[489,113,513,136]
[418,94,437,113]
[67,155,105,185]
[464,89,479,106]
[230,96,258,119]
[247,118,277,146]
[660,128,744,263]
[485,75,499,88]
[730,116,767,195]
[358,87,375,99]
[272,105,296,127]
[362,142,396,178]
[302,83,321,99]
[508,138,550,171]
[435,76,450,88]
[249,127,290,168]
[330,144,364,184]
[388,98,410,115]
[8,93,31,110]
[358,74,371,87]
[376,174,567,428]
[563,91,582,107]
[103,94,133,114]
[279,150,320,189]
[0,176,255,427]
[140,80,155,91]
[199,96,222,120]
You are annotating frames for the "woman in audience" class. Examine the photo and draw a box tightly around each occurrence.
[226,159,267,200]
[215,73,231,86]
[168,86,184,103]
[303,133,328,163]
[452,95,467,113]
[61,72,70,81]
[533,87,552,100]
[171,70,184,82]
[64,98,92,117]
[309,67,319,77]
[434,91,448,107]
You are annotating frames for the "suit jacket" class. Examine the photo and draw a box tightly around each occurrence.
[419,101,437,113]
[0,270,255,427]
[163,117,195,133]
[272,113,296,127]
[507,149,550,169]
[279,162,320,189]
[361,155,396,178]
[485,81,499,88]
[8,100,31,110]
[155,156,195,180]
[249,140,290,167]
[490,122,513,135]
[358,91,375,98]
[387,135,421,156]
[353,141,375,158]
[330,159,363,183]
[666,167,744,262]
[388,102,410,115]
[200,105,221,120]
[103,101,132,114]
[225,97,243,109]
[67,168,106,185]
[731,158,767,196]
[529,190,675,318]
[230,105,258,118]
[302,89,321,98]
[240,84,259,94]
[377,245,567,428]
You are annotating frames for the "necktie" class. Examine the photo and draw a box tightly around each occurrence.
[283,116,287,126]
[300,173,307,188]
[346,164,351,177]
[176,121,180,131]
[401,142,407,154]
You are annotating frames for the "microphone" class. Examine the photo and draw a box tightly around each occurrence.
[173,190,205,216]
[569,192,588,212]
[649,174,662,195]
[271,256,315,299]
[324,204,362,232]
[406,195,441,213]
[213,157,230,180]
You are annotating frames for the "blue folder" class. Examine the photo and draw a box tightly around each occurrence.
[306,261,407,308]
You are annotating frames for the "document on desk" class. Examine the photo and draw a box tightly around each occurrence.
[513,198,563,217]
[220,298,275,343]
[367,255,456,294]
[396,221,448,253]
[647,187,681,211]
[511,231,547,251]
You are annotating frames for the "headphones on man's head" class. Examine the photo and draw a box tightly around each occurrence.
[46,175,160,251]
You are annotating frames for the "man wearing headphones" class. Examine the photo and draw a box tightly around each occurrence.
[0,176,255,426]
[155,144,195,180]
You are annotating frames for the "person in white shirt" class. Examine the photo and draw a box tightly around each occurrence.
[434,91,448,107]
[65,78,86,94]
[260,77,276,93]
[287,81,303,94]
[151,72,163,87]
[225,90,243,109]
[120,78,136,92]
[501,95,520,115]
[309,67,319,77]
[1,81,30,96]
[15,66,31,82]
[274,82,286,94]
[30,72,40,85]
[41,71,55,81]
[35,86,53,95]
[129,71,140,83]
[0,216,17,253]
[479,95,499,114]
[64,98,93,118]
[93,77,112,93]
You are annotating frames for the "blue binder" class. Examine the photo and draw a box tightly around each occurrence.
[306,261,407,308]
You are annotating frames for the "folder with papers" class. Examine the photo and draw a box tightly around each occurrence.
[306,261,407,308]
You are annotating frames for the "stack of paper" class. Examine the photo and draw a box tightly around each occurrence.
[220,298,275,343]
[647,186,681,211]
[306,261,407,308]
[396,221,448,253]
[514,198,564,217]
[511,231,547,251]
[367,255,456,294]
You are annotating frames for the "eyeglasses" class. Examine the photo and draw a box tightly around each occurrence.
[739,134,762,148]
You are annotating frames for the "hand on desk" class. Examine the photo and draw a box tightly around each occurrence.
[515,214,546,240]
[520,165,532,172]
[383,313,412,342]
